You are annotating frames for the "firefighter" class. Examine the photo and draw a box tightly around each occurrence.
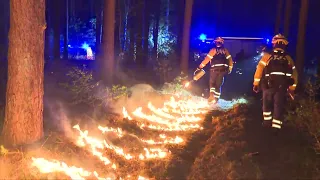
[197,37,234,103]
[253,34,298,129]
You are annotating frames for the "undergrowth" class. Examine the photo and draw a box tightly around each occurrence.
[60,66,128,107]
[287,77,320,154]
[160,73,192,97]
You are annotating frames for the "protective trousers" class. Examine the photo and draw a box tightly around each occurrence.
[262,88,286,129]
[209,69,225,99]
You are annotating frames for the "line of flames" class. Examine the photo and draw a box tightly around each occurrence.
[31,95,208,180]
[31,157,148,180]
[98,125,184,145]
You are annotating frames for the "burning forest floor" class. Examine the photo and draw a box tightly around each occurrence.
[0,83,319,179]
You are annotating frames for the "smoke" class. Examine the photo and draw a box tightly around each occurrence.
[44,100,76,141]
[110,83,162,114]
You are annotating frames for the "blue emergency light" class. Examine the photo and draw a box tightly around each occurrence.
[199,34,207,42]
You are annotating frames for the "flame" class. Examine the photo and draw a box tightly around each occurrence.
[32,92,212,179]
[148,102,202,123]
[31,157,114,180]
[31,157,148,180]
[141,135,183,145]
[132,107,202,131]
[98,125,184,145]
[73,125,115,167]
[123,107,133,120]
[184,81,190,88]
[74,125,169,160]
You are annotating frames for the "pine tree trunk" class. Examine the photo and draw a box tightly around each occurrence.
[135,0,144,67]
[180,0,193,75]
[176,0,184,59]
[53,0,61,60]
[63,0,69,60]
[143,0,150,66]
[295,0,309,85]
[95,0,103,56]
[152,0,160,61]
[283,0,292,37]
[274,0,284,34]
[102,0,115,84]
[2,0,45,146]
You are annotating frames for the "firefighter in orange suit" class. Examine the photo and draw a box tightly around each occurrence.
[197,37,234,103]
[253,34,298,129]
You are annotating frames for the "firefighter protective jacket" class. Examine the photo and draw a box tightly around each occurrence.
[199,48,234,72]
[253,50,298,91]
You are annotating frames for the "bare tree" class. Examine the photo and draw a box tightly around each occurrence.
[180,0,193,74]
[102,0,116,84]
[152,0,161,61]
[295,0,309,84]
[274,0,284,34]
[2,0,45,146]
[53,0,61,60]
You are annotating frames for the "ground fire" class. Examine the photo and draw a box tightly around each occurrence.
[30,95,212,179]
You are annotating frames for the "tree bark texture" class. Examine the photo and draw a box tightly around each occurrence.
[2,0,45,146]
[295,0,309,84]
[102,0,115,85]
[180,0,193,75]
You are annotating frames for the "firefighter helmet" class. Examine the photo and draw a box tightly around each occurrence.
[272,34,288,45]
[214,37,224,44]
[214,37,224,47]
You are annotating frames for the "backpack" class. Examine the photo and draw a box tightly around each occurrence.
[210,47,229,72]
[263,50,293,89]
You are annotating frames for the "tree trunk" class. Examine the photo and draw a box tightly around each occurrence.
[143,0,150,66]
[176,0,184,59]
[152,0,160,61]
[274,0,284,34]
[180,0,193,75]
[295,0,309,85]
[2,0,45,146]
[283,0,292,37]
[128,0,135,65]
[63,0,69,60]
[102,0,115,85]
[53,0,61,60]
[135,0,144,67]
[95,0,103,56]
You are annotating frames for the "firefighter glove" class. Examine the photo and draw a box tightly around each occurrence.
[253,85,259,93]
[228,68,232,74]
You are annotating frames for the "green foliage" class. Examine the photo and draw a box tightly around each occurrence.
[110,85,128,101]
[286,77,320,153]
[60,65,99,106]
[160,73,191,96]
[60,66,128,107]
